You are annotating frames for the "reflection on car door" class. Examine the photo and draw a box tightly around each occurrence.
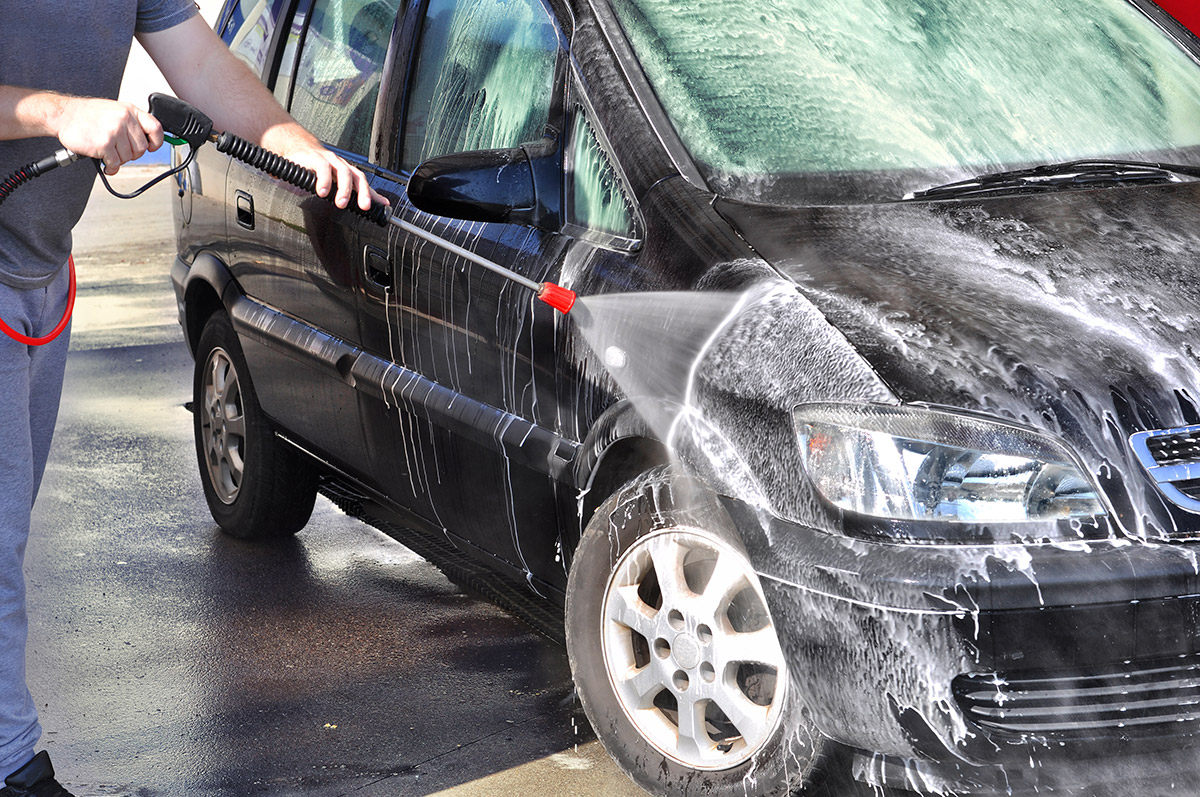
[356,0,573,589]
[224,0,397,478]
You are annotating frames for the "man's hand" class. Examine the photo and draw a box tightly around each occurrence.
[265,129,387,212]
[55,98,164,175]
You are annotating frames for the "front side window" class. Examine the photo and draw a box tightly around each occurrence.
[289,0,400,156]
[608,0,1200,205]
[401,0,560,173]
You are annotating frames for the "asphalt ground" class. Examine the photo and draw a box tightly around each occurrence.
[25,169,646,797]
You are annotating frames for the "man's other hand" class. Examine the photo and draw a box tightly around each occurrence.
[56,98,164,175]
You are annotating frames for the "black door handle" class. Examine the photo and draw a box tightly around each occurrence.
[235,190,254,230]
[364,245,392,289]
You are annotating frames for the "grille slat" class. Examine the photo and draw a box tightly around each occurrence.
[1146,432,1200,467]
[955,656,1200,737]
[1130,425,1200,516]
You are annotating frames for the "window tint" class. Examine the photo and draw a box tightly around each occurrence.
[568,107,635,239]
[401,0,560,173]
[224,0,291,77]
[289,0,400,157]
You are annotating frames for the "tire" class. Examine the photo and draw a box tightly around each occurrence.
[193,311,317,538]
[565,466,826,797]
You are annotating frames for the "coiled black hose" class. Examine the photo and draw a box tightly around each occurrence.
[0,151,68,207]
[0,165,37,207]
[215,131,387,226]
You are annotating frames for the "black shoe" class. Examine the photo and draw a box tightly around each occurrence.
[0,753,74,797]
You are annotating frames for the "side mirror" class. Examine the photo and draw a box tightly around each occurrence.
[407,148,537,225]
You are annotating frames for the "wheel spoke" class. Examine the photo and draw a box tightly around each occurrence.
[673,693,711,760]
[211,357,229,401]
[646,535,689,606]
[225,412,246,440]
[696,551,749,620]
[606,582,658,640]
[714,625,787,671]
[226,442,244,477]
[619,664,666,709]
[711,689,772,748]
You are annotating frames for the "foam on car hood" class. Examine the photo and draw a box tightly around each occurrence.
[715,181,1200,539]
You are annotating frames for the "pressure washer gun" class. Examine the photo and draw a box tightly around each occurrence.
[150,94,576,313]
[0,93,576,313]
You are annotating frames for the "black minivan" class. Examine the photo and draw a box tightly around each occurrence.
[172,0,1200,793]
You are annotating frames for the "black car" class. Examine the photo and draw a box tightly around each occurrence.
[171,0,1200,794]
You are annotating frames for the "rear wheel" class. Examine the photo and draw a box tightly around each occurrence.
[566,466,826,796]
[193,311,317,538]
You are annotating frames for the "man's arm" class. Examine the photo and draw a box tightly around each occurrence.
[138,14,382,211]
[0,86,164,175]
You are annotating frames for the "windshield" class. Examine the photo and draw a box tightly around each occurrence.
[606,0,1200,205]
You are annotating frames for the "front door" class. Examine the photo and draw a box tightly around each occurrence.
[357,0,572,587]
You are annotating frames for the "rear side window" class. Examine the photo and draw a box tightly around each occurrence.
[401,0,560,173]
[288,0,400,157]
[223,0,291,77]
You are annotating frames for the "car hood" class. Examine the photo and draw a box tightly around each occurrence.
[715,182,1200,536]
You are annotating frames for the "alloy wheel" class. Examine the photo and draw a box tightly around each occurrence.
[600,527,788,769]
[199,346,246,505]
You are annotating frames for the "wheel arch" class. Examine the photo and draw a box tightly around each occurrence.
[180,251,239,356]
[574,399,671,528]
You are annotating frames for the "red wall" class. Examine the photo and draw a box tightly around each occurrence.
[1156,0,1200,36]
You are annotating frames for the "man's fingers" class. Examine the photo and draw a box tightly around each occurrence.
[281,144,388,212]
[332,158,354,209]
[137,108,165,151]
[311,159,334,201]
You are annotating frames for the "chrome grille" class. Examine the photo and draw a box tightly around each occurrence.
[954,657,1200,737]
[1130,425,1200,514]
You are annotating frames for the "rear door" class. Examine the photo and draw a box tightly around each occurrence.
[222,0,399,476]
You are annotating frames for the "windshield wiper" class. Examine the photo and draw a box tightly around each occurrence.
[904,159,1200,201]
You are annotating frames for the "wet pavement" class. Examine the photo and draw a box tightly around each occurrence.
[27,172,644,797]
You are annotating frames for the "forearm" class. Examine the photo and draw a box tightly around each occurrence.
[139,16,382,209]
[137,21,317,156]
[0,86,69,141]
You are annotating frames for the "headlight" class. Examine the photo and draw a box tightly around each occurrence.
[794,404,1105,532]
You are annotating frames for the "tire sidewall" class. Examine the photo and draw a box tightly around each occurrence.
[565,466,822,797]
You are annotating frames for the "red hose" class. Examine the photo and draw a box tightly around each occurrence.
[0,255,76,346]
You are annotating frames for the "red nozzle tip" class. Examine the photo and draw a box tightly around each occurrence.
[538,282,576,313]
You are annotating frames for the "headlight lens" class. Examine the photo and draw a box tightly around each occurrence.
[794,404,1104,525]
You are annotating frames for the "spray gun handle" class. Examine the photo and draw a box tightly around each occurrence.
[148,93,214,151]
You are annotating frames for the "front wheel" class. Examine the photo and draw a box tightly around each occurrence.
[565,466,826,797]
[193,311,317,538]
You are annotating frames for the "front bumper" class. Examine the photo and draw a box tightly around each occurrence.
[725,500,1200,792]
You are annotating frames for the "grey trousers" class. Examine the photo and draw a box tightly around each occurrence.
[0,265,71,780]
